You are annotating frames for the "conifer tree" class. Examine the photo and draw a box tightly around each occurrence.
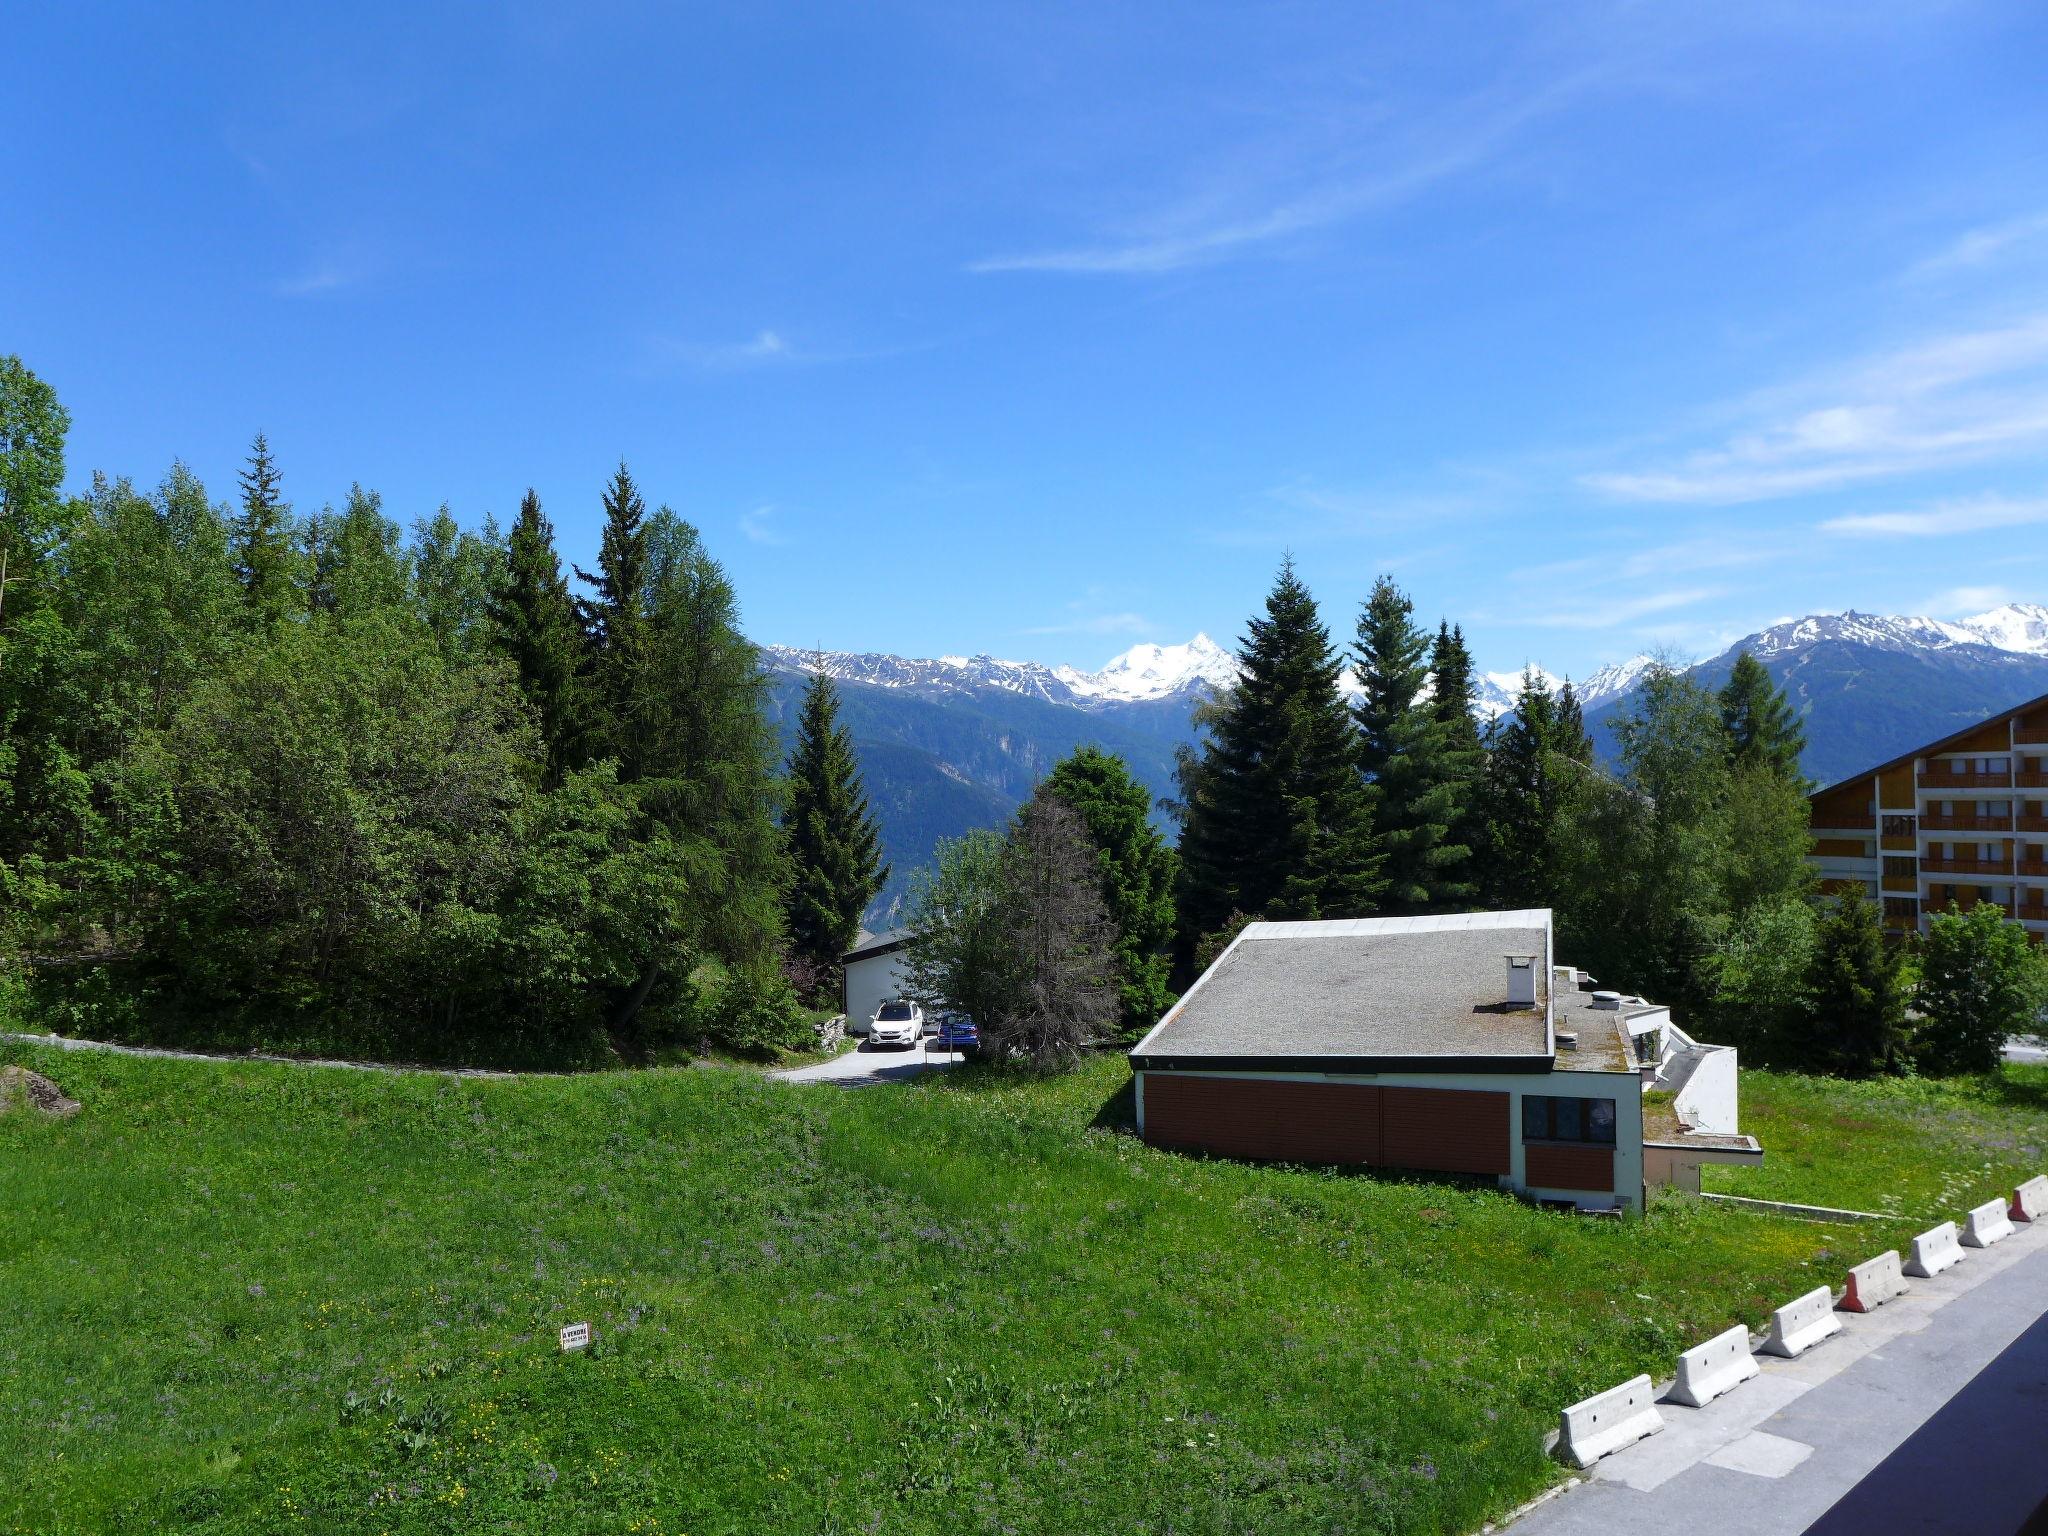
[1796,886,1908,1077]
[1555,678,1593,764]
[1477,669,1565,910]
[1430,621,1485,906]
[1177,560,1380,953]
[1718,651,1806,783]
[1045,745,1177,1037]
[574,463,651,777]
[492,489,587,783]
[783,671,888,979]
[232,433,297,625]
[1354,576,1470,911]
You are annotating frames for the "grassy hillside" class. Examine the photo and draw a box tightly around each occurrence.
[3,1044,2041,1536]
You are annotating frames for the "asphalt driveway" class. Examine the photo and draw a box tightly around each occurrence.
[773,1034,961,1086]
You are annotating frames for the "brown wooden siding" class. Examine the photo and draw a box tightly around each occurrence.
[1878,765,1916,810]
[1955,722,2013,754]
[1380,1086,1510,1175]
[1140,1075,1510,1177]
[1811,838,1869,858]
[1524,1143,1616,1192]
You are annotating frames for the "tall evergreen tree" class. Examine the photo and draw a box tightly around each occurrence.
[1718,651,1806,783]
[1477,669,1566,910]
[492,489,587,783]
[1354,576,1470,911]
[1177,560,1380,954]
[574,463,651,777]
[232,433,297,625]
[1429,621,1486,906]
[307,484,406,618]
[1554,679,1593,763]
[783,671,888,979]
[1796,886,1908,1077]
[1044,745,1178,1038]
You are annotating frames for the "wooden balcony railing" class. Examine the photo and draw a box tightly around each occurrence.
[2018,904,2048,923]
[2018,772,2048,789]
[2019,862,2048,880]
[1921,857,2013,876]
[2016,726,2048,745]
[1922,814,2013,832]
[1919,769,2012,790]
[1811,814,1876,830]
[2019,816,2048,833]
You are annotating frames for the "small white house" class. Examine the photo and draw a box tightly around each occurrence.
[842,928,912,1035]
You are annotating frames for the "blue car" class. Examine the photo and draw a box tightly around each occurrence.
[931,1014,982,1059]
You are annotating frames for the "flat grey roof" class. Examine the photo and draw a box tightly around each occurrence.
[1132,910,1554,1066]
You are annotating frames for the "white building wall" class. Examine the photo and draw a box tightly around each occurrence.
[1673,1048,1740,1134]
[843,948,911,1035]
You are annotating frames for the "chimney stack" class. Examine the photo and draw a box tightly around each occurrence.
[1504,954,1538,1008]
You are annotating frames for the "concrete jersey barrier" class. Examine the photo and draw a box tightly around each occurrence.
[1962,1196,2016,1248]
[1559,1374,1664,1468]
[1669,1323,1759,1408]
[1904,1220,1966,1278]
[1761,1285,1843,1358]
[2014,1175,2048,1223]
[1839,1250,1908,1313]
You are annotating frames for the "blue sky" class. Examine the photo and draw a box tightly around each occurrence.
[7,2,2048,682]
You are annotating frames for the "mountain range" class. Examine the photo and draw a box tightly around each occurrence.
[760,603,2048,923]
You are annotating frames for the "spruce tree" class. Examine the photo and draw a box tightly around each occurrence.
[1354,576,1469,911]
[783,671,888,979]
[232,433,297,625]
[1718,651,1806,783]
[1044,745,1178,1038]
[1177,560,1380,953]
[574,463,651,778]
[493,489,587,783]
[1477,669,1563,910]
[1797,887,1908,1077]
[1555,678,1593,763]
[1430,621,1485,907]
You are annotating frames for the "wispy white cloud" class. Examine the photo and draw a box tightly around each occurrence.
[1922,583,2013,615]
[970,60,1601,277]
[737,504,790,546]
[1819,490,2048,537]
[1019,611,1154,638]
[1516,535,1780,584]
[1520,586,1726,629]
[1584,315,2048,504]
[1204,476,1494,549]
[277,243,380,296]
[1909,211,2048,280]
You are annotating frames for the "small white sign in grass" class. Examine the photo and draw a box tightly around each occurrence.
[559,1321,592,1352]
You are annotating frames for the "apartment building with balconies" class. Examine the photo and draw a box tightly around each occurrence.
[1807,690,2048,941]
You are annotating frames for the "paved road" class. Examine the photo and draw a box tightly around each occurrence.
[1511,1216,2048,1536]
[2008,1036,2047,1065]
[773,1034,960,1086]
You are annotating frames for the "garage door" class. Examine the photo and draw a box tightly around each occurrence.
[1142,1075,1510,1176]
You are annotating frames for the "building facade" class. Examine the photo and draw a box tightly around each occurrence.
[1128,910,1758,1211]
[1807,691,2048,942]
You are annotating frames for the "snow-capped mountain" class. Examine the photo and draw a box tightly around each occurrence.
[1054,633,1240,702]
[764,633,1238,708]
[1740,604,2048,660]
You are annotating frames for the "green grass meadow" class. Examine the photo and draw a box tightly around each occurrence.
[3,1044,2042,1536]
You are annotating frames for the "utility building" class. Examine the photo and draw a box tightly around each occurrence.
[1128,910,1758,1210]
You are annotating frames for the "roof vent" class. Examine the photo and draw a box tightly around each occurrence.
[1591,990,1622,1011]
[1504,953,1539,1008]
[1556,1029,1579,1051]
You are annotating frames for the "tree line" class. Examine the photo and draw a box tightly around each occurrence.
[0,355,893,1065]
[907,558,2043,1077]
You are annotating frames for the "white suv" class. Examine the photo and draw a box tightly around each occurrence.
[868,999,924,1049]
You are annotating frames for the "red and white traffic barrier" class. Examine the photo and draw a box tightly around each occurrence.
[2011,1175,2047,1224]
[1838,1250,1908,1313]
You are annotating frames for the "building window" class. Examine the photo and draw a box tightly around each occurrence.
[1884,857,1915,878]
[1523,1095,1616,1145]
[1883,897,1918,920]
[1883,814,1915,837]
